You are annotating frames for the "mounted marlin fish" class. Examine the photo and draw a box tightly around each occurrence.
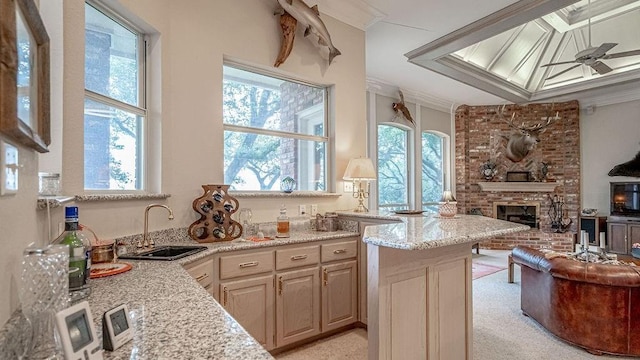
[275,0,341,65]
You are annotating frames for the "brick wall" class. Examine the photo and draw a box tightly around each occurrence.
[455,101,580,251]
[280,83,324,181]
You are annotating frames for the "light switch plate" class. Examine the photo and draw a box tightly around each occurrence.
[1,140,19,195]
[343,181,353,193]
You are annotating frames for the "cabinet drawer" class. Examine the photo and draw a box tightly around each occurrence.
[185,257,214,289]
[220,251,274,279]
[276,245,320,270]
[321,240,357,262]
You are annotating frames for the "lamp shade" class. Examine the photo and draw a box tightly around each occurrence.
[440,190,456,202]
[343,158,377,180]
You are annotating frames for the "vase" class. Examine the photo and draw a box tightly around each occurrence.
[438,201,458,218]
[19,244,69,359]
[280,177,296,193]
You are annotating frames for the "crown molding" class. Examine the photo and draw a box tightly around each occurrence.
[366,78,455,113]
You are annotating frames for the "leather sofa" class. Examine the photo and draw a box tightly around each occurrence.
[512,245,640,356]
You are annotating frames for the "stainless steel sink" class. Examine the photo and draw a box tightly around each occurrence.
[118,245,207,261]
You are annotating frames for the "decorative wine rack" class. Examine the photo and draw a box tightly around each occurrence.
[188,184,242,242]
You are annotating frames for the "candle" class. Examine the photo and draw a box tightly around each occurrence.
[581,231,588,250]
[599,232,606,249]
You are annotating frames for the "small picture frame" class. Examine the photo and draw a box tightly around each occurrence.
[102,303,133,351]
[55,301,103,359]
[506,171,531,182]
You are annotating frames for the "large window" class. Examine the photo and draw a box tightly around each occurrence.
[84,2,146,190]
[422,131,447,210]
[223,65,329,192]
[377,124,409,210]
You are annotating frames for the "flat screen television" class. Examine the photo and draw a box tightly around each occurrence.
[611,182,640,216]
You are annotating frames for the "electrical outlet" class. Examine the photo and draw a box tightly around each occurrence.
[310,204,318,216]
[298,204,307,216]
[0,140,19,195]
[343,181,353,193]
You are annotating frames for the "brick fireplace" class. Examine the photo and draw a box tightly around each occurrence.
[455,101,580,251]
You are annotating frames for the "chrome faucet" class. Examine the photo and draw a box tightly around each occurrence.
[139,204,174,248]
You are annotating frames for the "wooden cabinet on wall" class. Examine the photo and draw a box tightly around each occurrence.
[607,216,640,254]
[211,236,359,351]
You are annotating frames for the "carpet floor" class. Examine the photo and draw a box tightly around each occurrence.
[275,250,637,360]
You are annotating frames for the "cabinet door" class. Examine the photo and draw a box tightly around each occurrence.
[276,267,320,347]
[628,224,640,252]
[221,275,275,350]
[608,223,628,254]
[322,260,357,332]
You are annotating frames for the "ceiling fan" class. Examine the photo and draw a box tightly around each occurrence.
[541,0,640,80]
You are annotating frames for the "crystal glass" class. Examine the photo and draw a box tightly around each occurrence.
[20,244,69,359]
[239,208,253,236]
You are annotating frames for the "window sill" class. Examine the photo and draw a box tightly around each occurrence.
[37,196,76,210]
[37,193,171,210]
[231,191,341,198]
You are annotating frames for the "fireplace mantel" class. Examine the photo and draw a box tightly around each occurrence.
[477,182,559,192]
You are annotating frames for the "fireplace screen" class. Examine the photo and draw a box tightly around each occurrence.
[494,202,539,228]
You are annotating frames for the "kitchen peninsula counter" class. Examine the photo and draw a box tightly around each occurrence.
[354,213,528,360]
[0,230,359,359]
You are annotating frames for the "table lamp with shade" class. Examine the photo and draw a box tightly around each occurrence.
[343,158,377,212]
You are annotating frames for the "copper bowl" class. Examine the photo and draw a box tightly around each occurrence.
[92,240,115,263]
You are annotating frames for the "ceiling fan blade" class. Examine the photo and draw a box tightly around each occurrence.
[540,60,577,67]
[591,61,612,75]
[546,63,581,80]
[604,49,640,59]
[590,43,618,58]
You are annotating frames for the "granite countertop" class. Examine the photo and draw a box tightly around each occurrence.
[361,214,530,250]
[91,230,359,360]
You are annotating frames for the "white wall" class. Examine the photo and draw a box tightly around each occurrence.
[581,99,640,214]
[1,0,365,325]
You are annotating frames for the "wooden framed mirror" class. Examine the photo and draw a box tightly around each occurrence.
[0,0,50,153]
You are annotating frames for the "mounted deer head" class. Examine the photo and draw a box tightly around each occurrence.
[497,105,558,163]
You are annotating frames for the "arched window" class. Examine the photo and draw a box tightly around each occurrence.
[377,124,409,210]
[422,131,448,211]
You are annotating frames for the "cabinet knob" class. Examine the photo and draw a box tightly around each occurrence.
[223,286,228,306]
[239,261,258,268]
[195,273,209,282]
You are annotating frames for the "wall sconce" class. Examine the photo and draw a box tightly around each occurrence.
[438,190,458,218]
[343,158,377,212]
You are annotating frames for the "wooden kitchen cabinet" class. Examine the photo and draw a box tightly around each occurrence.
[607,216,640,254]
[220,275,275,350]
[211,236,360,352]
[276,267,320,347]
[322,260,357,332]
[184,255,215,296]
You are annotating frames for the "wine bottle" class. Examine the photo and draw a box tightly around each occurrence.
[54,206,91,292]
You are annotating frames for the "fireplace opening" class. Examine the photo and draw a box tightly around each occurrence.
[493,201,540,229]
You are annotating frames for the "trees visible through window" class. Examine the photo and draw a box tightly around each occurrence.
[223,65,328,191]
[377,124,409,210]
[84,2,145,190]
[422,131,446,210]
